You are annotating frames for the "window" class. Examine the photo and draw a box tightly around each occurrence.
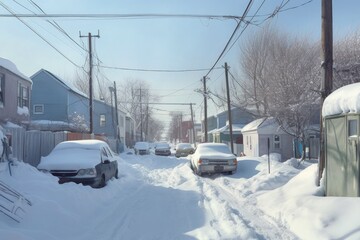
[274,135,281,149]
[17,83,29,108]
[100,114,106,127]
[348,119,358,137]
[33,104,44,114]
[0,74,4,108]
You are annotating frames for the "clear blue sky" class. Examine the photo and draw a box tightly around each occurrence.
[1,0,360,128]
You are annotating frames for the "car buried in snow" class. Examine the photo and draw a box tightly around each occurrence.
[154,142,171,156]
[37,139,119,188]
[175,143,195,158]
[190,143,237,176]
[134,141,150,155]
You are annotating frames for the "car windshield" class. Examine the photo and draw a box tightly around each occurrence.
[156,143,169,148]
[177,143,192,149]
[197,144,232,155]
[135,142,149,149]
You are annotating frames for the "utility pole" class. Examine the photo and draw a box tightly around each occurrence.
[139,87,143,141]
[113,82,119,139]
[80,31,100,134]
[202,76,208,142]
[190,103,196,146]
[318,0,333,186]
[225,62,234,153]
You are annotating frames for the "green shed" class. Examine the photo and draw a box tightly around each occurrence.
[323,83,360,197]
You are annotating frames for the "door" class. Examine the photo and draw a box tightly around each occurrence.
[347,116,359,196]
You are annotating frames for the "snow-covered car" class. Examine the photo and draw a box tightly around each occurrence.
[190,143,237,176]
[134,141,150,155]
[175,143,195,158]
[37,139,119,188]
[154,142,171,156]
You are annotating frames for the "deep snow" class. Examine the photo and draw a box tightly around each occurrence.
[0,153,359,240]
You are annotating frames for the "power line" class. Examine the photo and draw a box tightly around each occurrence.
[0,13,243,20]
[97,64,222,73]
[0,2,83,69]
[204,0,254,78]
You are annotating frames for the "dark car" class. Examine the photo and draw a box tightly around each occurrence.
[154,142,171,156]
[37,139,119,188]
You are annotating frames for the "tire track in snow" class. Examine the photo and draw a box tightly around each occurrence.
[200,176,299,240]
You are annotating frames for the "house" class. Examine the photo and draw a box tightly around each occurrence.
[0,57,32,126]
[203,107,255,154]
[30,69,126,152]
[241,117,294,161]
[322,82,360,197]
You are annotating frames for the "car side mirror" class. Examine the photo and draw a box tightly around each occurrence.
[104,160,110,164]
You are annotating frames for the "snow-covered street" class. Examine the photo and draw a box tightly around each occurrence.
[0,153,359,240]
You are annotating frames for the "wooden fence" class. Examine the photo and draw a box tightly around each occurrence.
[4,127,111,167]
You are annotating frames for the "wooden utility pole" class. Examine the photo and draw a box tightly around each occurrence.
[139,87,143,141]
[318,0,333,186]
[225,62,234,153]
[202,76,208,142]
[113,82,119,139]
[190,103,196,146]
[80,31,100,134]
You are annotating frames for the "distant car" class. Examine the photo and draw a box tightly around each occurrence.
[134,141,150,155]
[154,142,171,156]
[175,143,195,158]
[190,143,237,176]
[37,139,119,188]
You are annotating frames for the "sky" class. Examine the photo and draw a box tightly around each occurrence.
[1,0,360,129]
[1,152,359,239]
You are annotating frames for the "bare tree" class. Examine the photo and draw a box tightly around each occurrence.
[117,78,163,141]
[333,28,360,89]
[236,25,321,159]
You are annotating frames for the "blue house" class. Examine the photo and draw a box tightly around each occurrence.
[204,107,255,154]
[30,69,125,150]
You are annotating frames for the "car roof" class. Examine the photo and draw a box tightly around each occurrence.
[54,139,108,151]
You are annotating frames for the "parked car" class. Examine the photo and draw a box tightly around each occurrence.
[134,141,150,155]
[154,142,171,156]
[175,143,195,158]
[37,139,119,188]
[190,143,237,176]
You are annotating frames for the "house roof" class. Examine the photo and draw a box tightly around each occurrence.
[241,117,283,133]
[0,57,32,83]
[322,82,360,117]
[241,118,267,132]
[208,123,246,134]
[40,69,88,98]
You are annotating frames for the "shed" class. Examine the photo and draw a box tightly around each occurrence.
[241,117,293,161]
[323,82,360,197]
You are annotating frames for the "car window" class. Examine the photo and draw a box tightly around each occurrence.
[102,148,108,157]
[105,147,113,157]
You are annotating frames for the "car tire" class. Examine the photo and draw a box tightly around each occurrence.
[98,175,106,188]
[115,169,119,179]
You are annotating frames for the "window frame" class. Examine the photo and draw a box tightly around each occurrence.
[33,104,44,114]
[274,134,281,149]
[100,114,106,127]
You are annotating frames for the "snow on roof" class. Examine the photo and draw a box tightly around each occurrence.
[241,118,267,132]
[209,124,246,134]
[322,82,360,117]
[241,117,279,133]
[0,57,32,83]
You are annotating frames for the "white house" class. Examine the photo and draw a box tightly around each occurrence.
[241,117,293,161]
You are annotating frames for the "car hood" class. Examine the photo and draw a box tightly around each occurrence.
[38,149,100,170]
[194,152,235,160]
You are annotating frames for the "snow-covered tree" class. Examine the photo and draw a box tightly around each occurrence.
[235,25,321,159]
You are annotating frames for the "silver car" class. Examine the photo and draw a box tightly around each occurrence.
[190,143,237,176]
